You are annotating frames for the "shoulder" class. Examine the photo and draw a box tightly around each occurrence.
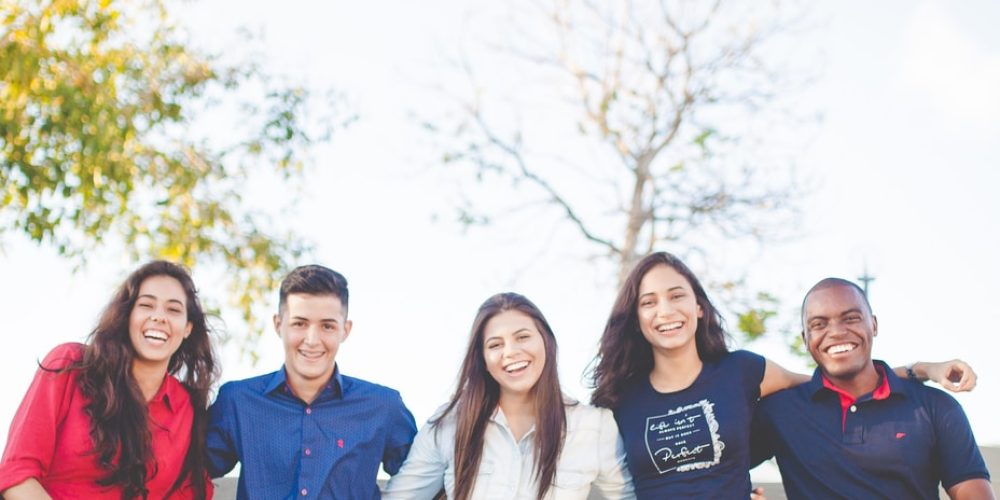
[163,373,193,407]
[41,342,85,369]
[903,380,965,416]
[725,349,766,367]
[217,371,277,398]
[341,374,404,402]
[566,402,617,429]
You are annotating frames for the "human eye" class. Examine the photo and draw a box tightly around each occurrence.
[486,341,501,350]
[323,323,338,331]
[670,292,686,301]
[845,314,862,323]
[291,320,306,328]
[639,298,654,307]
[808,320,826,331]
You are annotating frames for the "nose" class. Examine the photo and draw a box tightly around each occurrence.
[655,300,675,317]
[303,325,321,344]
[501,341,521,359]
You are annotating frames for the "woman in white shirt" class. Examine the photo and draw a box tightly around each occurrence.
[383,292,634,500]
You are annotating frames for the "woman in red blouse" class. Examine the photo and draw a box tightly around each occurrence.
[0,261,218,499]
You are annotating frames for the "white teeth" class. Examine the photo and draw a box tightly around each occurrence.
[827,343,856,354]
[656,322,683,333]
[505,361,529,373]
[144,330,168,342]
[299,351,324,359]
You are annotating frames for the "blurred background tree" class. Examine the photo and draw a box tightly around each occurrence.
[426,0,815,344]
[0,0,348,357]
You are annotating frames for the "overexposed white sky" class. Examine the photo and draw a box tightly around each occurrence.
[2,1,998,485]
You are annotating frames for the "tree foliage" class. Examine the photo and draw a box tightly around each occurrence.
[1,0,343,355]
[428,0,813,342]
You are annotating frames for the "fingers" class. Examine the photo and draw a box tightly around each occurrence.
[942,360,977,393]
[751,486,767,500]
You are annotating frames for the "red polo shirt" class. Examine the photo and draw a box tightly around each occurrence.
[0,343,209,498]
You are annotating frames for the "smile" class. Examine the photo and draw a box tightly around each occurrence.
[143,329,169,344]
[655,322,683,333]
[825,343,857,355]
[298,350,327,360]
[504,360,530,374]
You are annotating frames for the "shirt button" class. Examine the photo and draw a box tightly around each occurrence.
[304,448,311,456]
[305,407,312,415]
[301,488,308,496]
[849,405,857,413]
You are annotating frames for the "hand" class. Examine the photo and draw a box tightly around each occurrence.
[923,359,977,392]
[751,486,767,500]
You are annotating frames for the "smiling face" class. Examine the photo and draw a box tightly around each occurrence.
[637,264,704,356]
[802,283,878,383]
[128,275,192,374]
[482,310,547,399]
[276,293,352,396]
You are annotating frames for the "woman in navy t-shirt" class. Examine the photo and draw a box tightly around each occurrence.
[587,252,973,499]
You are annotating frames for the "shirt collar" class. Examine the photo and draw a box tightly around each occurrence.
[264,364,345,400]
[149,373,185,414]
[809,359,901,402]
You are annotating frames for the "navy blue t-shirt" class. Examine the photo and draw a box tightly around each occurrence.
[751,360,990,500]
[613,350,766,499]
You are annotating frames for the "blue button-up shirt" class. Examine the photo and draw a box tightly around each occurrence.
[207,366,417,499]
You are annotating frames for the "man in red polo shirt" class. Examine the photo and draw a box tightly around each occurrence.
[751,278,993,499]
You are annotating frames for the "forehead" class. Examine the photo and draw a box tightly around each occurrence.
[483,310,538,339]
[803,284,867,315]
[639,264,691,293]
[283,293,346,319]
[137,275,186,301]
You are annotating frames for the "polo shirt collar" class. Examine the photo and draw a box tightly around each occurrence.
[808,359,905,402]
[265,364,345,400]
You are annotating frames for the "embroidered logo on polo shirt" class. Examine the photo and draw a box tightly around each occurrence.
[645,399,724,474]
[337,438,344,448]
[896,432,906,439]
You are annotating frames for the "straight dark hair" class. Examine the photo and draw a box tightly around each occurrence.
[589,252,729,408]
[65,260,217,499]
[432,293,568,500]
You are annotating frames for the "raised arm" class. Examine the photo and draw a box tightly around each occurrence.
[592,408,635,499]
[382,420,448,499]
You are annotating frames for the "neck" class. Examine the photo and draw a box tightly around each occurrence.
[649,343,703,392]
[132,361,168,402]
[824,362,880,398]
[287,369,334,405]
[498,390,536,442]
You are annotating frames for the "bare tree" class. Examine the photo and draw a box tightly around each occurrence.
[426,0,815,339]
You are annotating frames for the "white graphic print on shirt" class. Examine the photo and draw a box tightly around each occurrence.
[644,399,724,474]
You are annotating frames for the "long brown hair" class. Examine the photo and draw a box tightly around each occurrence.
[588,252,729,408]
[70,260,218,499]
[432,293,567,500]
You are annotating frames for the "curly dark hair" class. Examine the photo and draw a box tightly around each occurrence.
[588,252,729,409]
[71,260,218,499]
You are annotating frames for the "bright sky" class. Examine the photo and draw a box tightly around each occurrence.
[2,0,998,485]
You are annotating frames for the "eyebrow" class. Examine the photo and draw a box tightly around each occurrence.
[290,316,340,324]
[137,294,185,306]
[639,285,686,296]
[806,308,865,323]
[484,327,531,343]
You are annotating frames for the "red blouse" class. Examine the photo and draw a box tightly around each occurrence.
[0,343,210,498]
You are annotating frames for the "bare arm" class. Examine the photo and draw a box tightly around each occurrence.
[946,478,994,499]
[759,358,809,398]
[2,478,53,500]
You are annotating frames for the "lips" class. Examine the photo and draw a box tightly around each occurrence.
[504,360,530,374]
[142,329,169,344]
[655,321,684,333]
[825,343,857,355]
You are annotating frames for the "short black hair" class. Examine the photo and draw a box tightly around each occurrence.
[278,265,349,314]
[801,277,872,328]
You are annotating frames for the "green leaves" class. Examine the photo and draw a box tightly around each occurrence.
[1,0,340,353]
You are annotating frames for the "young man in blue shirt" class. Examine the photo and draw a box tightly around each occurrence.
[207,265,417,499]
[751,278,992,499]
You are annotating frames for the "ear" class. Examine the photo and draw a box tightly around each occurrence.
[697,303,704,318]
[184,322,193,339]
[273,313,282,337]
[341,319,353,341]
[871,315,878,337]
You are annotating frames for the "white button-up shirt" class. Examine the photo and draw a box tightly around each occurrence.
[383,402,634,499]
